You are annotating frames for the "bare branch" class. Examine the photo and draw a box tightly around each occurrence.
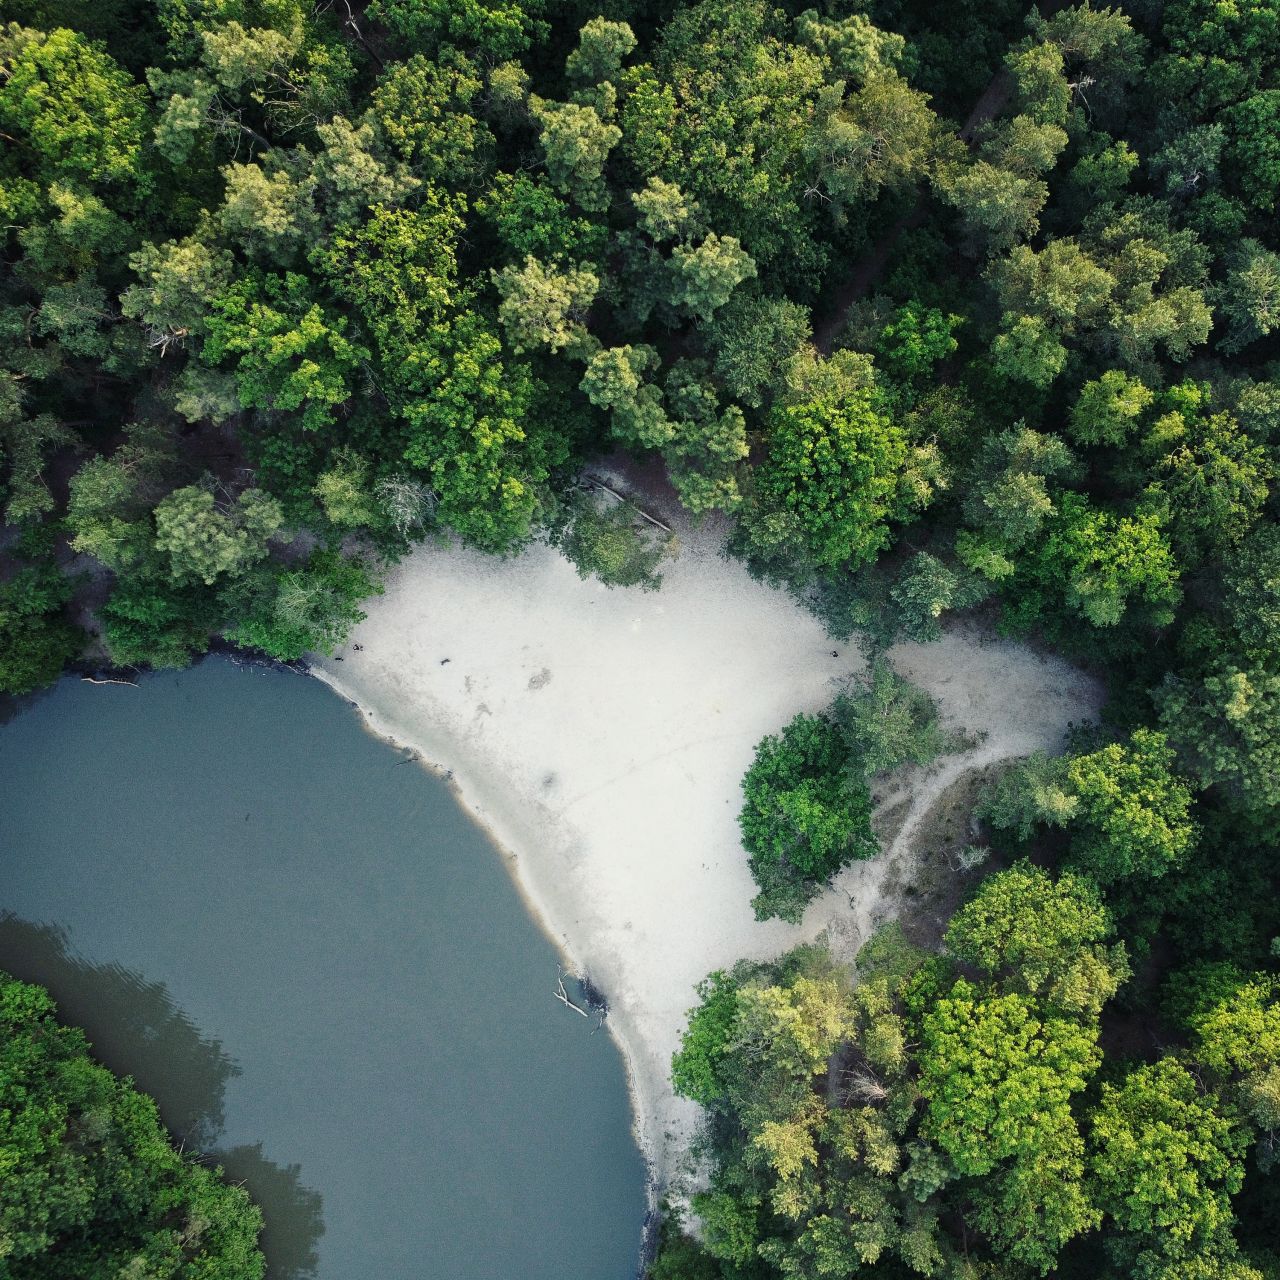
[580,475,673,533]
[553,966,590,1017]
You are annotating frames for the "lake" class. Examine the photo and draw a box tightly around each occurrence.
[0,657,647,1279]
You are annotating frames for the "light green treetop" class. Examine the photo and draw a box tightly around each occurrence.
[154,485,283,586]
[918,980,1101,1175]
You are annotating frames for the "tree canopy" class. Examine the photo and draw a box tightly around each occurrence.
[0,972,265,1278]
[1,1,1279,1273]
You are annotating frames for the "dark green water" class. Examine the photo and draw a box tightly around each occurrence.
[0,658,647,1279]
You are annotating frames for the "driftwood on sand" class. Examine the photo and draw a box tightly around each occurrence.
[580,475,673,534]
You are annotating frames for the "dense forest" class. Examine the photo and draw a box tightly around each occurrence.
[0,973,265,1277]
[1,0,1278,1275]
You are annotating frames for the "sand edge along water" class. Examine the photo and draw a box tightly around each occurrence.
[310,498,1101,1192]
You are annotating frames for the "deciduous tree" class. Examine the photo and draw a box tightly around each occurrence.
[203,272,368,432]
[751,353,911,571]
[918,981,1100,1175]
[1065,728,1197,883]
[739,713,875,922]
[945,863,1129,1018]
[1090,1060,1247,1256]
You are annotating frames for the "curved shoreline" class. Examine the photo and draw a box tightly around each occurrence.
[307,514,1104,1197]
[309,660,668,1199]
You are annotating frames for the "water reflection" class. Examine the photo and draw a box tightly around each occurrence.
[0,659,646,1279]
[0,914,324,1280]
[0,915,235,1144]
[217,1144,325,1280]
[0,683,51,729]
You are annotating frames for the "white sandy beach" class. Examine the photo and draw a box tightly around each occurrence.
[310,494,1101,1187]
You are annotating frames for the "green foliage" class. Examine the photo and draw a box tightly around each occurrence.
[736,968,855,1080]
[794,8,906,81]
[665,234,756,321]
[122,236,234,346]
[0,971,265,1278]
[0,25,147,189]
[317,197,463,367]
[874,303,963,386]
[65,448,165,573]
[977,751,1078,840]
[529,96,620,214]
[215,159,316,265]
[100,577,217,670]
[1070,370,1153,447]
[738,713,875,922]
[580,345,671,450]
[5,3,1280,1267]
[663,363,749,514]
[477,172,606,264]
[567,18,637,85]
[990,312,1069,388]
[1160,0,1280,107]
[941,155,1053,255]
[397,312,554,553]
[1011,492,1181,634]
[631,177,698,244]
[1218,525,1280,666]
[1144,410,1273,565]
[203,273,368,433]
[1215,239,1280,353]
[1065,729,1197,883]
[0,562,82,694]
[814,69,938,209]
[153,485,282,587]
[619,1,830,272]
[550,490,669,591]
[1188,974,1280,1077]
[223,550,379,661]
[918,980,1100,1175]
[309,115,418,230]
[962,425,1079,554]
[946,863,1129,1018]
[703,292,811,409]
[313,193,549,543]
[693,1190,761,1268]
[671,971,741,1107]
[668,409,748,514]
[369,0,543,61]
[978,729,1196,885]
[1090,1060,1247,1255]
[1224,91,1280,211]
[887,550,987,643]
[990,209,1213,383]
[369,50,492,187]
[493,256,598,356]
[0,407,73,526]
[832,657,958,777]
[311,448,381,531]
[647,1213,724,1280]
[751,354,911,572]
[967,1122,1100,1273]
[1158,662,1280,813]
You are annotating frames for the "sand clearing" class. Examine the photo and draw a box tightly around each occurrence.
[311,498,1101,1186]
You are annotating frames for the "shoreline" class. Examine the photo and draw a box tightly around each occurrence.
[306,506,1103,1197]
[308,660,669,1206]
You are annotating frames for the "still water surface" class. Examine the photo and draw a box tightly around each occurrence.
[0,658,646,1279]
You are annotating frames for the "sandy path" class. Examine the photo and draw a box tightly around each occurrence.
[310,510,1100,1187]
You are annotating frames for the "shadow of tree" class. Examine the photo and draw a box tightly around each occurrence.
[0,681,55,729]
[0,914,235,1145]
[0,914,325,1280]
[216,1143,325,1280]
